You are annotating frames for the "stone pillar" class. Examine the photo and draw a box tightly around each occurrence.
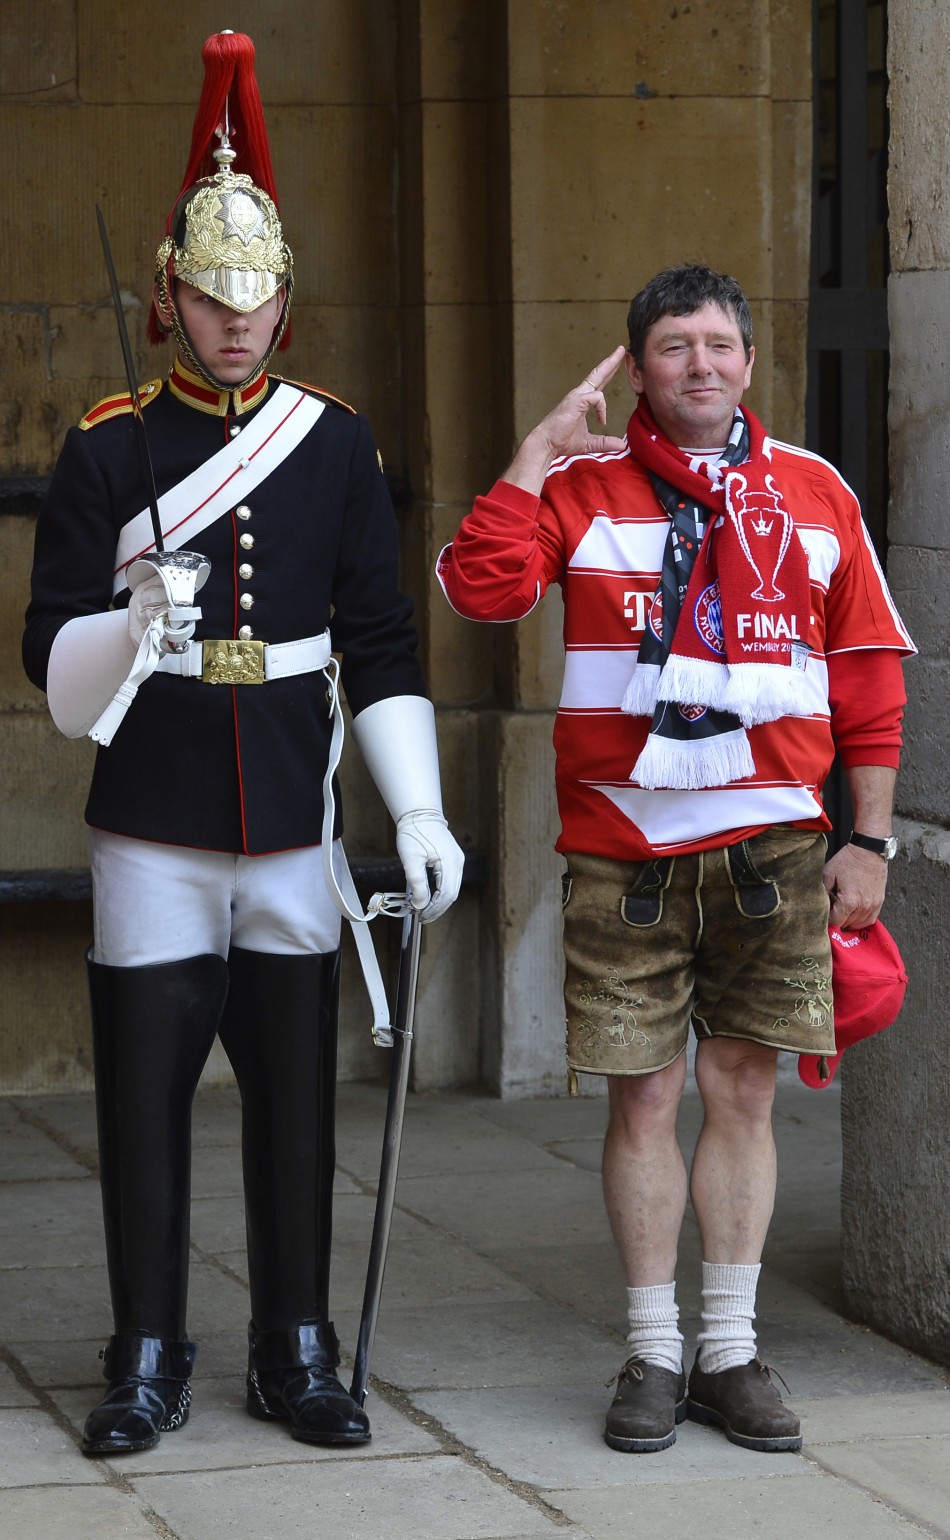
[421,6,806,1102]
[839,0,950,1363]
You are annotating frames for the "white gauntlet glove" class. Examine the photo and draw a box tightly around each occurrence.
[352,696,465,922]
[395,808,465,921]
[46,555,208,745]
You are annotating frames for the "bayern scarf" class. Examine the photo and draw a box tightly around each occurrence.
[621,400,812,791]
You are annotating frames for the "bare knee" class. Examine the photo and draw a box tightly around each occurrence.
[695,1038,778,1128]
[606,1053,687,1144]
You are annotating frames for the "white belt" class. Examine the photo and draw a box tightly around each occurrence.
[155,631,332,684]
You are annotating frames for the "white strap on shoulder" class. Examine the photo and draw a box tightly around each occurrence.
[113,386,324,594]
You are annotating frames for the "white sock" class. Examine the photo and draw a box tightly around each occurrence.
[697,1261,760,1373]
[624,1282,683,1374]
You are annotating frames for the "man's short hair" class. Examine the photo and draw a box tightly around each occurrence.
[626,264,753,365]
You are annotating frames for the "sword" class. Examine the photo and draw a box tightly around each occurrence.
[350,905,424,1406]
[95,204,164,554]
[88,206,210,746]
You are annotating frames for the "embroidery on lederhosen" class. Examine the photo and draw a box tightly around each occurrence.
[772,955,833,1034]
[575,969,650,1052]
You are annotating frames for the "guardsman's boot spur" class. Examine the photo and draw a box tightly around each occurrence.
[246,1321,370,1444]
[82,1333,197,1456]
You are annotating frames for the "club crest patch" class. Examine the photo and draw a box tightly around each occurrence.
[678,703,708,722]
[647,591,664,643]
[693,581,724,655]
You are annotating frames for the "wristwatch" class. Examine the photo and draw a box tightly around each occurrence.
[849,831,898,861]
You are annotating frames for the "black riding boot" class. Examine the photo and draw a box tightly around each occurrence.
[217,947,369,1444]
[82,951,229,1457]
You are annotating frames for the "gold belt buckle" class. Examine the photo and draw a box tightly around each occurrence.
[201,639,266,684]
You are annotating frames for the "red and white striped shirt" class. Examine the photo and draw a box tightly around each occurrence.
[437,428,914,859]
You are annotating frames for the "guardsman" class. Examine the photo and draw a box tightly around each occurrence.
[23,31,463,1457]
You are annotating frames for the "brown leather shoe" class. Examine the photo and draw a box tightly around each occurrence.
[604,1357,687,1452]
[686,1355,802,1451]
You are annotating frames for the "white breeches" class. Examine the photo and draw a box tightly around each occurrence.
[89,829,345,966]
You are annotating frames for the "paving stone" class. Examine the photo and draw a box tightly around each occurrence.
[0,1359,38,1407]
[2,1264,114,1341]
[413,1386,806,1488]
[542,1137,604,1175]
[751,1314,948,1398]
[551,1472,934,1539]
[481,1239,625,1327]
[51,1374,439,1473]
[4,1258,247,1350]
[798,1388,950,1442]
[0,1101,88,1182]
[10,1095,99,1160]
[7,1334,128,1392]
[334,1085,569,1182]
[136,1453,563,1540]
[393,1164,611,1255]
[473,1093,609,1148]
[0,1406,98,1485]
[328,1193,535,1312]
[811,1434,950,1532]
[189,1191,248,1253]
[357,1299,620,1392]
[186,1085,242,1145]
[0,1485,160,1538]
[3,1083,949,1540]
[0,1177,103,1267]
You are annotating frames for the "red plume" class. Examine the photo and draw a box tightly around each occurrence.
[150,32,289,350]
[175,32,280,209]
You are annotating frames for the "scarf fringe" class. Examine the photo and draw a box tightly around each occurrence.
[623,656,810,728]
[719,661,810,726]
[620,662,661,716]
[653,654,732,713]
[631,727,755,791]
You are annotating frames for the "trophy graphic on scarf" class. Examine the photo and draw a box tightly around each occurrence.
[724,472,793,603]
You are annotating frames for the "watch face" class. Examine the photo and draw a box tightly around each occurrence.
[851,832,898,859]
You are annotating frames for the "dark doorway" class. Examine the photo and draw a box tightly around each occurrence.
[807,0,889,558]
[808,0,889,848]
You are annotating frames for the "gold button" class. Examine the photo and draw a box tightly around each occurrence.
[238,625,254,640]
[240,593,255,610]
[236,504,252,521]
[239,533,254,549]
[239,563,254,580]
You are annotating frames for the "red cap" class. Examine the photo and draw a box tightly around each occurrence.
[798,921,908,1089]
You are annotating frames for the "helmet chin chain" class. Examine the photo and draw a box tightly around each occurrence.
[156,270,294,393]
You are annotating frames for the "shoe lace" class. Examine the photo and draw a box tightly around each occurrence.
[604,1356,646,1389]
[754,1355,792,1397]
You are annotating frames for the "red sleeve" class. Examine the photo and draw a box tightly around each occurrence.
[436,480,565,621]
[827,649,906,769]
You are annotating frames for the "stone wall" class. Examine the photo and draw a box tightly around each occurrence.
[840,0,950,1364]
[0,0,813,1094]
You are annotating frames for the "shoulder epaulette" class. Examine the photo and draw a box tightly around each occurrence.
[79,379,164,431]
[274,376,357,415]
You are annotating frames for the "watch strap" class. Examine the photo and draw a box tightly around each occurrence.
[849,830,896,858]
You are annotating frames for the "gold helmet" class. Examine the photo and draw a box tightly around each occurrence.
[151,32,293,386]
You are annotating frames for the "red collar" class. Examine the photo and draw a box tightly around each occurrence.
[168,357,270,417]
